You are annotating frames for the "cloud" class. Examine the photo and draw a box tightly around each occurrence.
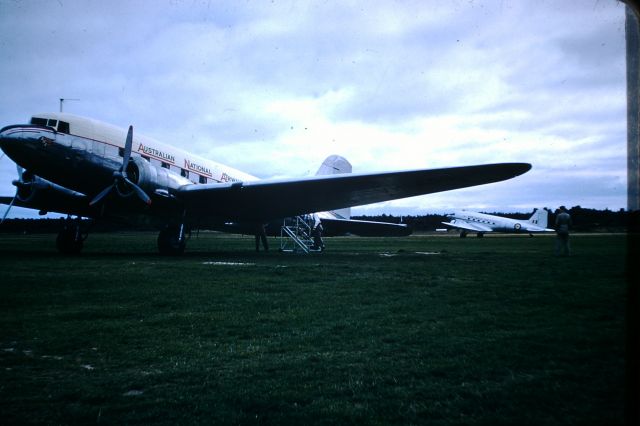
[0,0,629,219]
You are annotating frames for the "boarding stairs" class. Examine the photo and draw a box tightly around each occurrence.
[279,215,319,253]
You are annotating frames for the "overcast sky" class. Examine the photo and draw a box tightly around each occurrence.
[0,0,628,218]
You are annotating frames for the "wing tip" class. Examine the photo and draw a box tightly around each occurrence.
[514,162,532,174]
[489,162,532,178]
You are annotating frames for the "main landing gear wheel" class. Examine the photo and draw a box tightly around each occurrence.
[56,217,86,255]
[157,225,187,256]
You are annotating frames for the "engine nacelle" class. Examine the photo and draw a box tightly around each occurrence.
[122,156,188,198]
[12,171,88,215]
[15,171,82,203]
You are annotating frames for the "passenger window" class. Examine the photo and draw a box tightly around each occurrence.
[105,145,118,158]
[161,162,170,169]
[199,175,207,184]
[92,140,105,156]
[181,169,189,178]
[118,148,124,157]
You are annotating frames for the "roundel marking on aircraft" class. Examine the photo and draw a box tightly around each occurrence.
[514,223,521,230]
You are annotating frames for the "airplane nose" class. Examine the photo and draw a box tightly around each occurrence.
[0,125,52,167]
[0,125,24,156]
[0,126,15,152]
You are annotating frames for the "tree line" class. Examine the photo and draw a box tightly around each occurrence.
[353,206,630,232]
[0,206,632,233]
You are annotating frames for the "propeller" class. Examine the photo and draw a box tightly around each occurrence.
[1,164,24,224]
[89,126,152,207]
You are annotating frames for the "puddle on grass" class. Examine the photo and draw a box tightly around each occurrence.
[202,261,255,266]
[41,355,63,360]
[379,251,441,257]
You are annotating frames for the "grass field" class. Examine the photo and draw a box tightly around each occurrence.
[0,232,627,425]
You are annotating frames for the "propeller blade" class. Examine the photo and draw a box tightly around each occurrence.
[1,164,26,223]
[89,125,151,207]
[89,185,114,207]
[1,195,17,224]
[121,125,133,173]
[124,177,152,205]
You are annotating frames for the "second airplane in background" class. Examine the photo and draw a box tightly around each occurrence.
[442,208,554,237]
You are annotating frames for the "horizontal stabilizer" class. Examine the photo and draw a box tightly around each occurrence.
[320,217,411,237]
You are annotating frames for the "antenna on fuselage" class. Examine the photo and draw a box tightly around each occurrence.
[59,98,80,113]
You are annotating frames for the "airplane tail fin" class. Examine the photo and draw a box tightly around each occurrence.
[527,208,548,228]
[316,155,352,219]
[315,154,352,176]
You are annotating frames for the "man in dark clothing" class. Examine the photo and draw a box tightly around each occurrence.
[255,224,269,252]
[555,206,572,256]
[311,222,324,251]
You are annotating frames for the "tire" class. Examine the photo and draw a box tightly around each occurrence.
[157,226,186,256]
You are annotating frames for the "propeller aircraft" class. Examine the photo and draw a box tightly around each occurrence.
[442,208,554,237]
[0,112,531,254]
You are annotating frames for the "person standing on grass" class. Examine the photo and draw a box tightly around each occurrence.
[255,224,269,252]
[311,221,324,251]
[555,206,572,256]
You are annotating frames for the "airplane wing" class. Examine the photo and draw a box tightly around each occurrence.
[441,219,493,233]
[0,194,92,217]
[180,163,531,222]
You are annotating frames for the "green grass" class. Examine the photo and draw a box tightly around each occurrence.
[0,232,626,425]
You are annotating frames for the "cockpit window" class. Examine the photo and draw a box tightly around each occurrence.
[30,117,70,133]
[58,121,70,134]
[30,117,47,126]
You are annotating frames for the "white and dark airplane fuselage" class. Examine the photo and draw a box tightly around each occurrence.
[442,209,554,237]
[1,113,254,223]
[0,112,532,254]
